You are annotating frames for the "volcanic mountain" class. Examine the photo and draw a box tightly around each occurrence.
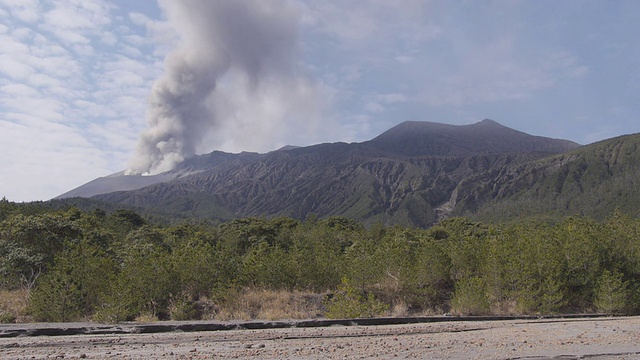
[56,119,616,226]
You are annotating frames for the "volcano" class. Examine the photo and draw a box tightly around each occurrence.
[56,119,585,226]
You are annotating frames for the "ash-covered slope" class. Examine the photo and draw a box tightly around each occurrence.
[81,119,582,227]
[55,151,263,199]
[55,171,177,199]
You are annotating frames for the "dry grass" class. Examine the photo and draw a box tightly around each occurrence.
[214,288,325,321]
[0,289,31,323]
[134,312,160,323]
[390,301,410,317]
[491,299,522,316]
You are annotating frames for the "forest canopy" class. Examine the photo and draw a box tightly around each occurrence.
[1,198,639,323]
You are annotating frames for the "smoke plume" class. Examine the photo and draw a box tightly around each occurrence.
[127,0,313,175]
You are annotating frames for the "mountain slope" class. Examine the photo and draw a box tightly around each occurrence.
[54,151,263,199]
[55,171,177,199]
[455,132,640,222]
[77,119,586,227]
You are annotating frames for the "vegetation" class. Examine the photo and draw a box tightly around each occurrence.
[2,199,640,323]
[468,134,640,224]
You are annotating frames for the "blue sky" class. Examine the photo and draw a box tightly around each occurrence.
[0,0,639,201]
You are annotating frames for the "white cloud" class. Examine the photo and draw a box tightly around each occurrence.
[337,113,373,143]
[27,73,62,88]
[2,97,65,122]
[87,119,139,152]
[380,31,589,108]
[0,33,29,52]
[0,0,165,201]
[0,56,35,80]
[124,34,147,47]
[11,27,32,40]
[45,8,96,30]
[127,9,177,54]
[46,0,111,29]
[364,101,384,113]
[129,12,152,27]
[302,0,436,47]
[0,83,38,96]
[0,0,40,23]
[36,0,113,55]
[0,118,113,201]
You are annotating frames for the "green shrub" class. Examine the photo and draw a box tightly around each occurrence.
[28,241,117,322]
[0,310,15,323]
[451,276,490,315]
[115,244,179,319]
[324,278,389,319]
[92,290,132,323]
[538,277,567,314]
[594,270,629,314]
[169,295,200,321]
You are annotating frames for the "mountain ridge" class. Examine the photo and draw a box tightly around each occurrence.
[366,119,580,157]
[54,119,615,227]
[61,119,572,200]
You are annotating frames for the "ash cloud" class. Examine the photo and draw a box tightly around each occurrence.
[127,0,313,175]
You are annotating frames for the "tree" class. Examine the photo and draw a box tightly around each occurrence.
[0,213,81,289]
[29,240,117,321]
[110,244,179,319]
[324,277,389,319]
[290,224,346,291]
[555,217,603,308]
[403,237,452,311]
[172,239,218,300]
[594,270,629,314]
[450,276,490,315]
[344,233,383,294]
[538,276,567,314]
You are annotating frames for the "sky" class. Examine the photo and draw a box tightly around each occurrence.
[0,0,639,202]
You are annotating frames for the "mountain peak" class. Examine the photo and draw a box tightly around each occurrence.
[367,120,580,157]
[476,118,500,126]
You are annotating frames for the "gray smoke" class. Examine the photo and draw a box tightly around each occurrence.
[127,0,305,175]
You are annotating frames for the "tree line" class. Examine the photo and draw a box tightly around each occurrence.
[1,197,639,322]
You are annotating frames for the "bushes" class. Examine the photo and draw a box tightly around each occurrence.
[168,295,200,321]
[4,208,640,322]
[29,241,117,322]
[214,288,324,320]
[450,276,490,315]
[115,244,179,319]
[324,278,389,319]
[594,270,629,314]
[538,277,567,314]
[0,289,28,323]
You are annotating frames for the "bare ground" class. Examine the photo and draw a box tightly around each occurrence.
[2,316,640,359]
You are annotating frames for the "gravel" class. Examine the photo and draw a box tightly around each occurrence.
[1,316,640,359]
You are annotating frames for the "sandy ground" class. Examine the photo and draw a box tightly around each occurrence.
[1,317,640,359]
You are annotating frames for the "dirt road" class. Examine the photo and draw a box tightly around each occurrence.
[2,317,640,359]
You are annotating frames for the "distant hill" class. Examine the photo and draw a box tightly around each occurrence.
[54,119,621,227]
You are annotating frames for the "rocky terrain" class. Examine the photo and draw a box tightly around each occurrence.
[2,317,640,359]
